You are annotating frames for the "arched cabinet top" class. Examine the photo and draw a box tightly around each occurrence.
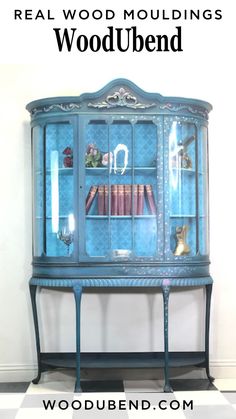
[26,78,212,121]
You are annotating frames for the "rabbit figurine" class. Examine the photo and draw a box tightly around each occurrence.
[174,225,190,256]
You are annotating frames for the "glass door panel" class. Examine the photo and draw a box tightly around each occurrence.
[84,116,159,260]
[85,120,110,257]
[198,126,209,255]
[110,121,133,257]
[32,125,44,257]
[45,122,74,256]
[134,120,157,167]
[169,121,197,256]
[133,121,157,257]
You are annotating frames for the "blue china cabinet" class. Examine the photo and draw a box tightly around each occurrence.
[27,79,213,392]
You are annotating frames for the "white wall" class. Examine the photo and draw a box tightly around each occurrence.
[0,0,236,380]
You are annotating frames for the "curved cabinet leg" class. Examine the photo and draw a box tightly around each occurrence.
[29,284,42,384]
[205,284,214,383]
[73,285,83,393]
[162,284,173,393]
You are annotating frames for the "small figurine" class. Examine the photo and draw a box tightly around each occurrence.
[174,225,190,256]
[102,152,113,173]
[172,150,192,169]
[57,214,75,255]
[63,147,73,167]
[57,228,73,255]
[180,150,192,169]
[101,144,129,174]
[171,139,192,170]
[85,143,102,167]
[113,143,129,175]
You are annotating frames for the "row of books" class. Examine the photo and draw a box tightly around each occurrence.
[86,184,156,216]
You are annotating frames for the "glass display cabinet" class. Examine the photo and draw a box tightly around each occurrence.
[27,79,213,392]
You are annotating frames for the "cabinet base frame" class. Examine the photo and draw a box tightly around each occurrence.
[29,279,213,393]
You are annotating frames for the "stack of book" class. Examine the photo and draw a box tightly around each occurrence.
[86,184,156,216]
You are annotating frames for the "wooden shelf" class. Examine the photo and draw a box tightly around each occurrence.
[41,351,206,370]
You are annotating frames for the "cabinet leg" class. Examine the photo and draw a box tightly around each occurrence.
[205,284,214,383]
[29,284,42,384]
[162,284,173,393]
[73,285,83,393]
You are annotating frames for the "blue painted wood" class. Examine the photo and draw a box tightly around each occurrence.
[73,285,82,393]
[162,284,172,392]
[40,351,207,369]
[28,79,211,272]
[29,285,42,384]
[30,276,213,392]
[27,79,213,392]
[26,78,212,121]
[31,261,210,279]
[30,276,213,288]
[205,284,214,383]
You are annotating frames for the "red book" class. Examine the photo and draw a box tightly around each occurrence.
[86,185,98,214]
[118,184,124,216]
[98,185,105,215]
[137,184,144,215]
[104,185,109,215]
[145,184,157,215]
[111,184,118,215]
[124,184,132,215]
[133,184,138,215]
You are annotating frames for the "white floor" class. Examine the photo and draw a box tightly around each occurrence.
[0,373,236,419]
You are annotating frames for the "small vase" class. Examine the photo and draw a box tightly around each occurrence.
[63,156,73,168]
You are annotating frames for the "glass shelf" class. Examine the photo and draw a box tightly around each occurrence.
[85,167,156,175]
[170,215,196,218]
[49,167,73,174]
[86,215,156,219]
[170,215,206,218]
[36,216,74,220]
[170,168,205,175]
[36,168,73,176]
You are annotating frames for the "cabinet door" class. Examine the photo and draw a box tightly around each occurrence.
[32,118,76,258]
[165,117,209,259]
[81,115,162,261]
[198,125,209,255]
